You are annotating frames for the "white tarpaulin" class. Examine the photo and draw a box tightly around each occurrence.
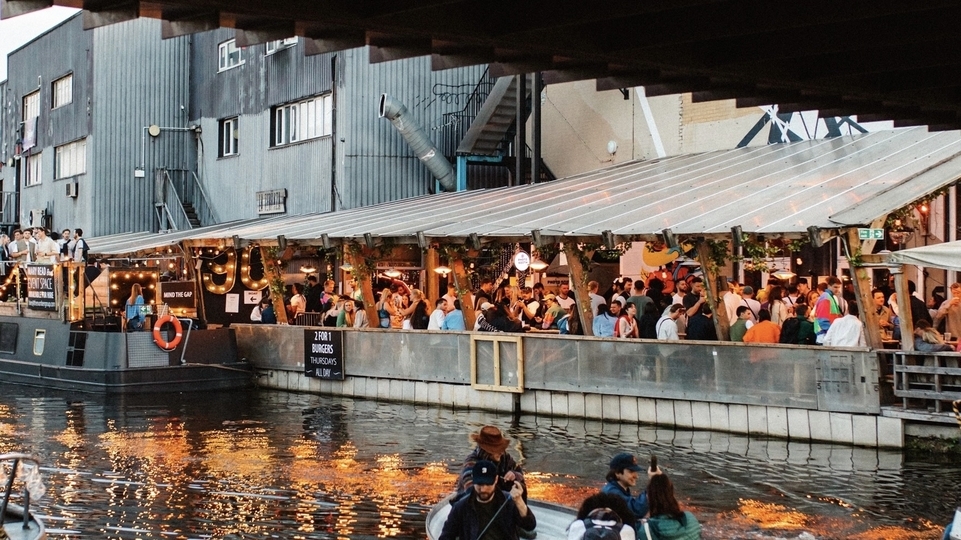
[887,241,961,271]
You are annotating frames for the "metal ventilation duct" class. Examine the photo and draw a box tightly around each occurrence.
[379,94,456,192]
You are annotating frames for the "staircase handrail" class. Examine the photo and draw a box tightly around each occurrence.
[189,170,219,225]
[159,170,192,231]
[440,68,498,158]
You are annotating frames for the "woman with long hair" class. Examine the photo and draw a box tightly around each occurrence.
[642,474,701,540]
[125,283,145,331]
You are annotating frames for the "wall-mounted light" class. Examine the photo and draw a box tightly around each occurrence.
[340,262,354,272]
[434,265,452,276]
[300,265,317,277]
[384,268,402,278]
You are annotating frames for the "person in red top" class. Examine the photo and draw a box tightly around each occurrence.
[743,309,781,344]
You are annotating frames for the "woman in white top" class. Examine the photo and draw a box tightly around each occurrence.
[289,283,307,316]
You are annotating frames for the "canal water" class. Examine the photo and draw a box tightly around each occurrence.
[0,385,956,539]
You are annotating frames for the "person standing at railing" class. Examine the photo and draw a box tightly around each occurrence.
[935,283,961,342]
[34,228,60,264]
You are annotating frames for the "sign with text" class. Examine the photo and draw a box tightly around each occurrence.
[26,264,56,311]
[160,281,195,309]
[304,329,345,380]
[857,228,885,240]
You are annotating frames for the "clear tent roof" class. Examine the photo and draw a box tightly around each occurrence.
[88,127,961,257]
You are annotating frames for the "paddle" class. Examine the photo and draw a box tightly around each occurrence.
[476,491,513,540]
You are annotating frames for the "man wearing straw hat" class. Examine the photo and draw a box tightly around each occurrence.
[456,425,526,500]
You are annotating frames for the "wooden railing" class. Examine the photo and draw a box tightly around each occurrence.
[892,351,961,413]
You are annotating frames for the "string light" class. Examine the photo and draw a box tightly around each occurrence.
[239,247,269,290]
[203,248,238,293]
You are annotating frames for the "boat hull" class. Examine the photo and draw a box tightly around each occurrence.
[2,503,46,540]
[0,314,251,394]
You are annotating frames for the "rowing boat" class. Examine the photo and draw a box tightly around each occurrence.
[426,493,575,540]
[1,454,46,540]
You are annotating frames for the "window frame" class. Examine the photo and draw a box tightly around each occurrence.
[265,37,298,55]
[218,39,244,72]
[52,74,73,109]
[218,117,239,157]
[22,90,40,121]
[55,138,86,179]
[23,152,42,187]
[269,94,332,148]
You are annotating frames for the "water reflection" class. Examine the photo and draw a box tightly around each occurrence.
[0,386,953,539]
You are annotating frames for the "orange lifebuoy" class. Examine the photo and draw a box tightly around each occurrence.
[153,315,183,351]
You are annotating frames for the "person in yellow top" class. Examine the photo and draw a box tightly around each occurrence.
[743,309,781,344]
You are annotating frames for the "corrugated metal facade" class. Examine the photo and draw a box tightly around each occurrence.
[191,38,486,219]
[4,14,93,229]
[90,19,191,235]
[4,20,486,235]
[189,31,335,220]
[337,48,486,209]
[3,15,190,236]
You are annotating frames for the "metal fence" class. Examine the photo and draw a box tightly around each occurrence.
[235,326,881,414]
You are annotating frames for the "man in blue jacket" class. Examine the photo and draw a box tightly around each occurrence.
[601,452,660,522]
[440,460,535,540]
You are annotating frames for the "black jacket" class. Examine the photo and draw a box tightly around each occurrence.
[438,490,536,540]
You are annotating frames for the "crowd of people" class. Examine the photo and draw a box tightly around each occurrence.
[0,226,90,301]
[439,424,700,540]
[251,268,961,353]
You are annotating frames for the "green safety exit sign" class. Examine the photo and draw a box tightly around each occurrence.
[858,228,885,240]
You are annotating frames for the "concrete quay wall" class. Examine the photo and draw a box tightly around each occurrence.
[234,324,905,448]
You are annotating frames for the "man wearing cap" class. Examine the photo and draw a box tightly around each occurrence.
[440,460,534,540]
[602,453,659,521]
[457,426,526,498]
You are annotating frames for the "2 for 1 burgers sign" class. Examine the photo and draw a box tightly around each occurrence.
[304,329,344,380]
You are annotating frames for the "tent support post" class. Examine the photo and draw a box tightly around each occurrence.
[844,228,882,349]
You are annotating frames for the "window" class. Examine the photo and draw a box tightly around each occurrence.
[218,39,243,71]
[266,37,298,55]
[22,90,39,120]
[270,94,332,147]
[24,152,42,187]
[52,75,73,108]
[55,139,86,178]
[219,117,239,157]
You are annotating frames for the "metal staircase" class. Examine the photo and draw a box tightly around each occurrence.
[457,75,525,156]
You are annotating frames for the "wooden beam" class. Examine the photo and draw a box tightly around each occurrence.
[844,228,881,349]
[451,257,475,330]
[260,245,288,325]
[425,247,439,306]
[695,239,729,341]
[894,268,914,352]
[564,242,594,336]
[346,249,377,330]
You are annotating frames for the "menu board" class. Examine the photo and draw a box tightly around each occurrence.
[304,329,345,380]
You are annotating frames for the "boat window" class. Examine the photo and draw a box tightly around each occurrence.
[0,322,18,353]
[33,329,46,356]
